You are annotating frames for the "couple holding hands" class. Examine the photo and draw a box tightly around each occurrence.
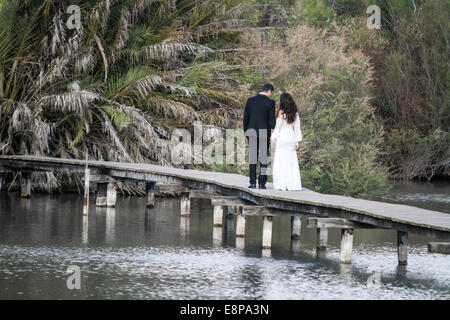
[243,83,302,191]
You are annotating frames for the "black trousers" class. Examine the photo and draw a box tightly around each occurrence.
[248,135,270,186]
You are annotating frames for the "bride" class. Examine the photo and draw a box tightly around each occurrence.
[270,92,302,191]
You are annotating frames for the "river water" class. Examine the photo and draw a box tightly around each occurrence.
[0,181,449,300]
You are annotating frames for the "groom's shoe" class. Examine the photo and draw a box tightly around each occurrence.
[258,184,266,189]
[248,184,256,189]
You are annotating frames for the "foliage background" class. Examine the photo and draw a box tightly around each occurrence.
[0,0,448,198]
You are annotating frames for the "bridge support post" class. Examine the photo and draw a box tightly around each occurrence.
[291,216,302,240]
[96,183,116,207]
[180,191,190,216]
[83,168,90,215]
[106,183,117,207]
[96,183,107,206]
[236,207,246,237]
[213,206,224,227]
[316,228,328,251]
[262,216,273,249]
[340,228,354,264]
[146,181,156,208]
[397,231,408,265]
[20,172,31,198]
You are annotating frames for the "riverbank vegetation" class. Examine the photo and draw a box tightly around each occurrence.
[0,0,448,198]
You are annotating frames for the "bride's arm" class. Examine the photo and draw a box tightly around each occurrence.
[294,113,302,144]
[270,116,283,142]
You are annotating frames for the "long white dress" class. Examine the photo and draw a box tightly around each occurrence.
[271,112,302,191]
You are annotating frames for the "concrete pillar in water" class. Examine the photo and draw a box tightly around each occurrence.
[106,183,117,207]
[340,228,354,264]
[146,181,156,208]
[291,216,302,240]
[262,216,273,249]
[95,182,117,208]
[213,205,224,227]
[96,183,107,207]
[397,230,408,265]
[180,192,190,216]
[235,207,246,237]
[316,227,328,251]
[20,172,31,198]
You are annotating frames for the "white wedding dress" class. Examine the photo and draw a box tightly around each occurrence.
[271,112,302,191]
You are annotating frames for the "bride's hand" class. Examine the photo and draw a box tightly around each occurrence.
[270,138,275,144]
[295,143,299,150]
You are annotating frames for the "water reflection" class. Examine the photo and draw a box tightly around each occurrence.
[180,216,190,242]
[235,237,245,250]
[261,249,271,258]
[212,227,222,247]
[339,264,353,284]
[82,215,88,245]
[290,239,301,254]
[0,192,449,299]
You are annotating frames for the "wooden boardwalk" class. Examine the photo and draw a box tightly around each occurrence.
[1,155,449,264]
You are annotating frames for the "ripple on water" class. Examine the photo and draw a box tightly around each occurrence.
[0,244,449,300]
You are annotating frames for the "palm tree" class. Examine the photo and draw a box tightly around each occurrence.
[0,0,251,191]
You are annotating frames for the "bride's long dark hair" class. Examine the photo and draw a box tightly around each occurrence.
[278,92,298,124]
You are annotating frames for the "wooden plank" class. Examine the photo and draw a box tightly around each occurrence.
[307,218,377,229]
[211,196,248,206]
[242,206,277,216]
[189,189,219,199]
[156,184,188,194]
[82,174,119,182]
[427,242,450,254]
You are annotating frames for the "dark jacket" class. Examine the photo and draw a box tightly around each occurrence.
[243,94,276,138]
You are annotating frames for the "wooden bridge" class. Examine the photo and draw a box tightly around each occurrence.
[1,155,449,264]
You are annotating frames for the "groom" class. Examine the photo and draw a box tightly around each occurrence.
[243,83,276,189]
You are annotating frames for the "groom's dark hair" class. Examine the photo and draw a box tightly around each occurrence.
[262,83,274,92]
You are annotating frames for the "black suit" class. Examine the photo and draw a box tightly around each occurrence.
[243,93,276,186]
